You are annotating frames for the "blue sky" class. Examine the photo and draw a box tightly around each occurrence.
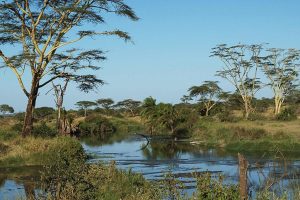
[1,0,300,111]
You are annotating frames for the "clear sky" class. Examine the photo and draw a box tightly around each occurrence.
[1,0,300,111]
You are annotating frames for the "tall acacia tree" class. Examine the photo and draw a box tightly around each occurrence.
[258,48,300,115]
[188,81,222,116]
[0,0,138,136]
[211,44,262,119]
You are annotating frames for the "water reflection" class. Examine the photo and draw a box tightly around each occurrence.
[0,166,40,200]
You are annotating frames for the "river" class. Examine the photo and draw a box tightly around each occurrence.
[1,134,300,199]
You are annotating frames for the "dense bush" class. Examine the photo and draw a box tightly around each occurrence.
[193,173,239,200]
[247,112,266,121]
[78,115,115,138]
[217,110,239,122]
[32,122,57,138]
[276,107,297,121]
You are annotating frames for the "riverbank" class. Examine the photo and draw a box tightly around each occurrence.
[190,118,300,155]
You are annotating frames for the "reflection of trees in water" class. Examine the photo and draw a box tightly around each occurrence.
[0,175,6,188]
[24,182,36,200]
[142,141,208,160]
[0,166,41,199]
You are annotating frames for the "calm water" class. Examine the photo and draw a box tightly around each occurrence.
[1,134,300,199]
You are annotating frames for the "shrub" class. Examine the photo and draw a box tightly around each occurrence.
[247,112,266,121]
[217,110,239,122]
[10,122,23,132]
[42,137,91,200]
[276,107,297,121]
[0,129,18,141]
[78,115,115,138]
[193,172,239,200]
[32,122,57,138]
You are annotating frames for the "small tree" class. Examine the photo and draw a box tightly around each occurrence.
[211,44,262,119]
[115,99,141,116]
[258,48,300,115]
[75,101,97,118]
[180,95,192,104]
[0,104,14,115]
[96,98,114,114]
[140,97,157,135]
[155,103,179,135]
[188,81,222,116]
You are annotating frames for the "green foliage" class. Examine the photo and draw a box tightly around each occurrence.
[217,110,240,122]
[247,112,266,121]
[0,104,14,115]
[0,129,18,141]
[32,122,57,138]
[193,172,239,200]
[42,139,161,200]
[78,115,115,138]
[10,122,23,132]
[276,107,297,121]
[42,137,90,200]
[34,107,55,120]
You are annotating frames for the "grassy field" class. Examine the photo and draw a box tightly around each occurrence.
[190,118,300,154]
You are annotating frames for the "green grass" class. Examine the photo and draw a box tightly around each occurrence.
[190,118,300,154]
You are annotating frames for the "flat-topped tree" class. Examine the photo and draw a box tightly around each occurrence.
[188,81,222,116]
[0,104,14,115]
[75,101,97,118]
[115,99,141,116]
[96,98,114,114]
[211,44,262,119]
[0,0,138,137]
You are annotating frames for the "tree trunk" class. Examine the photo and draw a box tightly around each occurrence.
[57,105,62,132]
[84,108,87,118]
[205,107,209,116]
[274,96,283,115]
[243,97,251,120]
[22,77,39,137]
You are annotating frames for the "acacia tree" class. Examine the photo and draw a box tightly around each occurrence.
[96,98,114,114]
[0,0,138,136]
[50,51,105,132]
[211,44,262,119]
[0,104,14,115]
[258,48,300,115]
[115,99,141,116]
[188,81,222,116]
[75,101,97,118]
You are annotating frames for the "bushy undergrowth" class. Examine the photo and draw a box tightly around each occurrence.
[41,138,161,200]
[32,122,57,138]
[78,115,116,138]
[276,107,297,121]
